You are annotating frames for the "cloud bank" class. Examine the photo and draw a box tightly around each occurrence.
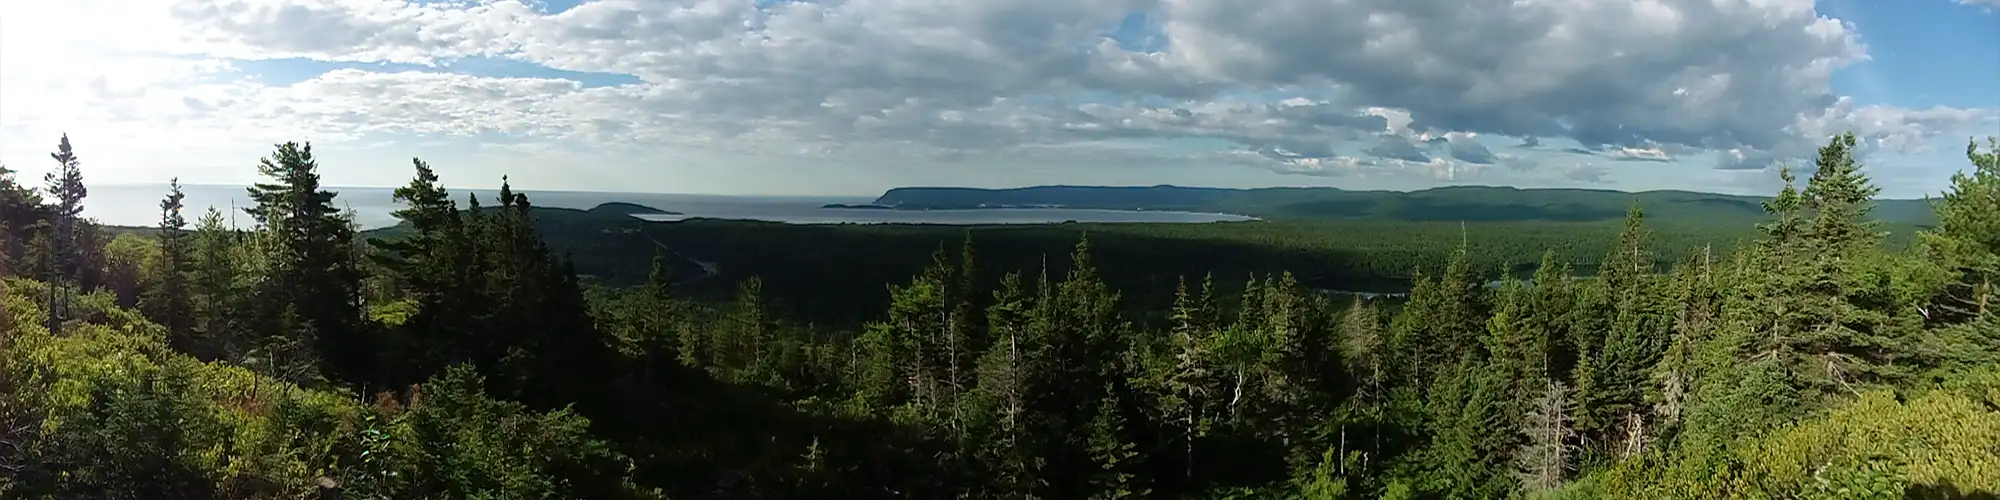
[1,0,1995,195]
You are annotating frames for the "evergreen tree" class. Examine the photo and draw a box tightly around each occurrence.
[1599,203,1655,293]
[1525,252,1577,380]
[1483,275,1534,396]
[189,207,241,361]
[143,179,195,351]
[949,237,982,425]
[1388,241,1486,388]
[367,159,471,384]
[1048,233,1132,491]
[1802,132,1883,257]
[0,161,37,276]
[42,135,87,335]
[0,207,8,277]
[644,248,680,361]
[725,276,778,385]
[971,272,1047,498]
[1085,383,1148,499]
[1422,355,1517,499]
[1387,270,1438,386]
[1913,137,2000,368]
[1583,205,1668,457]
[1741,133,1900,402]
[0,162,10,276]
[1434,241,1488,360]
[1919,138,2000,324]
[244,142,366,386]
[1651,246,1719,445]
[1217,274,1267,423]
[649,249,675,301]
[1151,276,1217,482]
[1252,272,1321,456]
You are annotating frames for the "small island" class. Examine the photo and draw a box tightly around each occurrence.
[820,203,895,210]
[587,202,681,216]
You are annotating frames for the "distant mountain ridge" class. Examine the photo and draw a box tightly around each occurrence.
[873,185,1940,224]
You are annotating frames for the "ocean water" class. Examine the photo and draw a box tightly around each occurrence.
[79,183,1256,230]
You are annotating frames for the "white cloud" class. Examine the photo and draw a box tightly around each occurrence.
[0,0,1994,195]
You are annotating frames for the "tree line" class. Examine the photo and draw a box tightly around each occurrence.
[0,133,1997,498]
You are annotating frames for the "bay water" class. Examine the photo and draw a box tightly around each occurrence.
[80,183,1256,230]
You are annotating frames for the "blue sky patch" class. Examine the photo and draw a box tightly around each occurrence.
[1823,0,2000,109]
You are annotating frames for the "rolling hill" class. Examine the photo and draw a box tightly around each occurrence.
[873,185,1940,225]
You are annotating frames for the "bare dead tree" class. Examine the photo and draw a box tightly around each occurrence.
[1514,380,1576,493]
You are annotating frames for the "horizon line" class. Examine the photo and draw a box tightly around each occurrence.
[83,181,1942,202]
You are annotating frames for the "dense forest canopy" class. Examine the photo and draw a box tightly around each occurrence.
[1,133,1998,499]
[367,203,1923,328]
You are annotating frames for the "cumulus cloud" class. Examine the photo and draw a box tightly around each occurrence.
[1366,136,1434,163]
[1,0,1994,192]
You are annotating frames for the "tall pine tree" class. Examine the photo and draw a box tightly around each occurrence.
[41,135,87,335]
[144,179,195,351]
[243,141,366,386]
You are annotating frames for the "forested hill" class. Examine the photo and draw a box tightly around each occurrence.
[874,184,1941,224]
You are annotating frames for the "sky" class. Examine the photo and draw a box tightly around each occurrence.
[1,0,1997,198]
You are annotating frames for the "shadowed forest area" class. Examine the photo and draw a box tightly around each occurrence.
[1,132,1999,499]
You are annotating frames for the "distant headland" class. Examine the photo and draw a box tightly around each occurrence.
[587,202,681,216]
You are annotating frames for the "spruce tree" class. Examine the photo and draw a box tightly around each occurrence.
[1337,295,1388,476]
[1154,276,1216,482]
[1434,241,1488,360]
[1745,133,1899,400]
[1085,383,1148,499]
[1525,252,1577,380]
[369,159,462,303]
[0,163,11,275]
[0,207,9,277]
[950,236,983,413]
[144,179,195,351]
[1051,233,1130,464]
[1919,137,2000,324]
[244,142,366,385]
[1651,247,1718,444]
[1218,274,1268,423]
[367,159,470,384]
[1584,204,1667,456]
[1483,275,1533,395]
[1255,272,1321,456]
[1423,355,1517,499]
[42,135,87,335]
[1389,240,1486,388]
[1387,270,1439,386]
[645,248,679,360]
[189,207,240,361]
[0,161,29,276]
[1598,203,1654,293]
[1802,132,1882,256]
[1912,138,2000,369]
[649,248,675,301]
[972,271,1046,497]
